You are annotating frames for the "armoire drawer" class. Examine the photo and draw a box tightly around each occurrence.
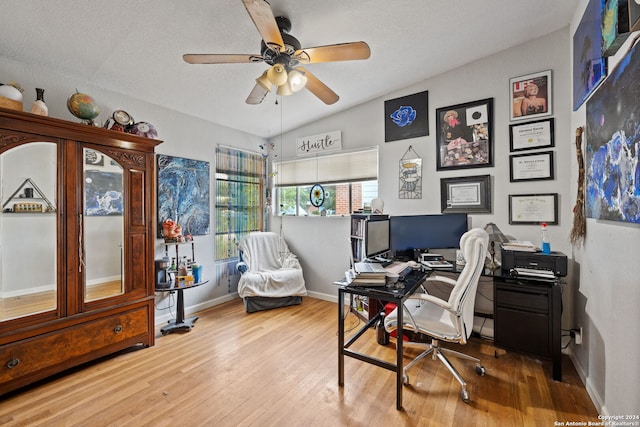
[0,307,149,384]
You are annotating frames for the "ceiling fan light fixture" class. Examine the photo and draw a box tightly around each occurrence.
[276,80,293,96]
[256,70,272,92]
[288,69,307,92]
[267,64,288,86]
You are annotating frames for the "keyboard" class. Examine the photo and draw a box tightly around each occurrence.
[513,267,555,279]
[354,262,387,274]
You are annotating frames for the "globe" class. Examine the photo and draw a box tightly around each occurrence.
[67,91,99,121]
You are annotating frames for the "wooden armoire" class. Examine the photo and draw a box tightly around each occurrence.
[0,107,161,395]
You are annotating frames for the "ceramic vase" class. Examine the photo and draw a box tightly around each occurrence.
[30,88,48,116]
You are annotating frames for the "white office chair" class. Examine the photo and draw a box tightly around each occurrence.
[384,228,489,403]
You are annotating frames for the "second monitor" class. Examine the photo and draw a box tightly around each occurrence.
[364,217,391,262]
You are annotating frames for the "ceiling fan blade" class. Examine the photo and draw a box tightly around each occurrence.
[297,67,339,105]
[295,41,370,64]
[242,0,284,51]
[246,83,269,104]
[183,54,262,64]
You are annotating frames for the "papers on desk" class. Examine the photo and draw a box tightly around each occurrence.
[501,240,537,252]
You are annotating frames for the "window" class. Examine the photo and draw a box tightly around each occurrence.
[215,146,265,261]
[274,149,378,216]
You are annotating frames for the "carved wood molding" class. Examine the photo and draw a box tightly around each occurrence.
[0,132,34,148]
[104,148,145,167]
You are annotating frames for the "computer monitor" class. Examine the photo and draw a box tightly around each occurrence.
[390,214,468,256]
[364,218,390,259]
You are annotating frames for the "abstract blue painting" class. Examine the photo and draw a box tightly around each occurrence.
[573,0,608,111]
[157,155,210,236]
[585,38,640,224]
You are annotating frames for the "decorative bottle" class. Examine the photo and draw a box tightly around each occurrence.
[30,88,48,116]
[541,222,551,254]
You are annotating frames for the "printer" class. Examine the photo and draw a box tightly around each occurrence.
[501,249,568,277]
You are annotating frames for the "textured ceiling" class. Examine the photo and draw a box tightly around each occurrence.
[0,0,579,138]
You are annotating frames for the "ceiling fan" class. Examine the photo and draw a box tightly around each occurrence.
[183,0,370,105]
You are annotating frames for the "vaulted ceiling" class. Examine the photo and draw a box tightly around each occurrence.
[0,0,579,138]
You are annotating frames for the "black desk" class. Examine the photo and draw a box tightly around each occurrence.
[338,269,429,410]
[155,279,209,335]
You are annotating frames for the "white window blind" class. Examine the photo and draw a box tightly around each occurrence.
[274,149,378,186]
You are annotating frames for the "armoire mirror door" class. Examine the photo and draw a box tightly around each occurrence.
[0,142,58,321]
[83,148,124,302]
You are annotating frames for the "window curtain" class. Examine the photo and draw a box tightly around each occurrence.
[273,148,378,186]
[215,145,265,292]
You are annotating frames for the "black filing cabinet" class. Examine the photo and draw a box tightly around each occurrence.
[494,275,562,381]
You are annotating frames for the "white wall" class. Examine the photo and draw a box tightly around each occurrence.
[567,0,640,416]
[270,28,575,302]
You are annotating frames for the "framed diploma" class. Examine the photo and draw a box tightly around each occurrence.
[509,150,554,182]
[440,174,491,214]
[509,193,558,225]
[509,118,554,152]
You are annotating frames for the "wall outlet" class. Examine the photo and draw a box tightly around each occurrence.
[575,326,583,345]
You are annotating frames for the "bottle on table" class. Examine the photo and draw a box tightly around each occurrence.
[541,222,551,254]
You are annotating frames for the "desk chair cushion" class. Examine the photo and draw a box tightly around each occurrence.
[237,232,307,299]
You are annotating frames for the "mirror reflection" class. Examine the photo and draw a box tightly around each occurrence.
[83,148,125,302]
[0,142,57,321]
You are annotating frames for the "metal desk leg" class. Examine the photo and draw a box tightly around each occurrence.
[396,300,403,410]
[338,288,345,387]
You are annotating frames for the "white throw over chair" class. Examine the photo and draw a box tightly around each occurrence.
[384,228,489,403]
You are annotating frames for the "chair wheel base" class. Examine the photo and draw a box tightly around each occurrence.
[476,364,486,376]
[460,389,470,403]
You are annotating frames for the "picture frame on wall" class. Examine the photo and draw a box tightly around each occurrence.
[384,90,429,142]
[435,98,493,171]
[631,0,640,32]
[509,70,552,121]
[601,0,631,57]
[509,193,558,225]
[509,151,554,182]
[573,0,608,110]
[440,174,491,214]
[509,118,555,152]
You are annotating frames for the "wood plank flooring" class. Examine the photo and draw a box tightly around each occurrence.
[0,297,598,426]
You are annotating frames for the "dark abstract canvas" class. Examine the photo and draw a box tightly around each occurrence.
[573,0,608,110]
[157,155,210,236]
[585,39,640,223]
[384,91,429,142]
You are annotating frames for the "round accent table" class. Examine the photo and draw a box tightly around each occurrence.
[156,279,209,335]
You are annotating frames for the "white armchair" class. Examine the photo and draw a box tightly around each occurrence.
[384,228,489,403]
[236,232,307,313]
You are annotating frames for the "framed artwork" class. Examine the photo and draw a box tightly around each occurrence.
[509,151,554,182]
[384,91,429,142]
[573,0,608,111]
[399,158,422,199]
[435,98,493,171]
[509,70,552,121]
[509,193,559,225]
[157,154,210,236]
[440,174,491,214]
[509,118,554,152]
[601,0,631,56]
[585,33,640,224]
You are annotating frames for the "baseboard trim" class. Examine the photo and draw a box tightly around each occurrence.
[567,348,606,416]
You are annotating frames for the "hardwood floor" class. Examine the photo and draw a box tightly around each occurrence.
[0,297,598,426]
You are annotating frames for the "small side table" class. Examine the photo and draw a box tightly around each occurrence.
[155,279,209,335]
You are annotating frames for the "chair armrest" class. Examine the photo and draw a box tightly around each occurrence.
[407,293,453,311]
[425,275,457,287]
[282,254,301,269]
[236,261,248,274]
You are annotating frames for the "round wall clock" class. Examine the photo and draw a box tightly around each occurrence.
[310,183,325,207]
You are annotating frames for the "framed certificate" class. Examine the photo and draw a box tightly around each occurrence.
[509,118,554,152]
[509,193,558,225]
[440,174,491,214]
[509,151,554,182]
